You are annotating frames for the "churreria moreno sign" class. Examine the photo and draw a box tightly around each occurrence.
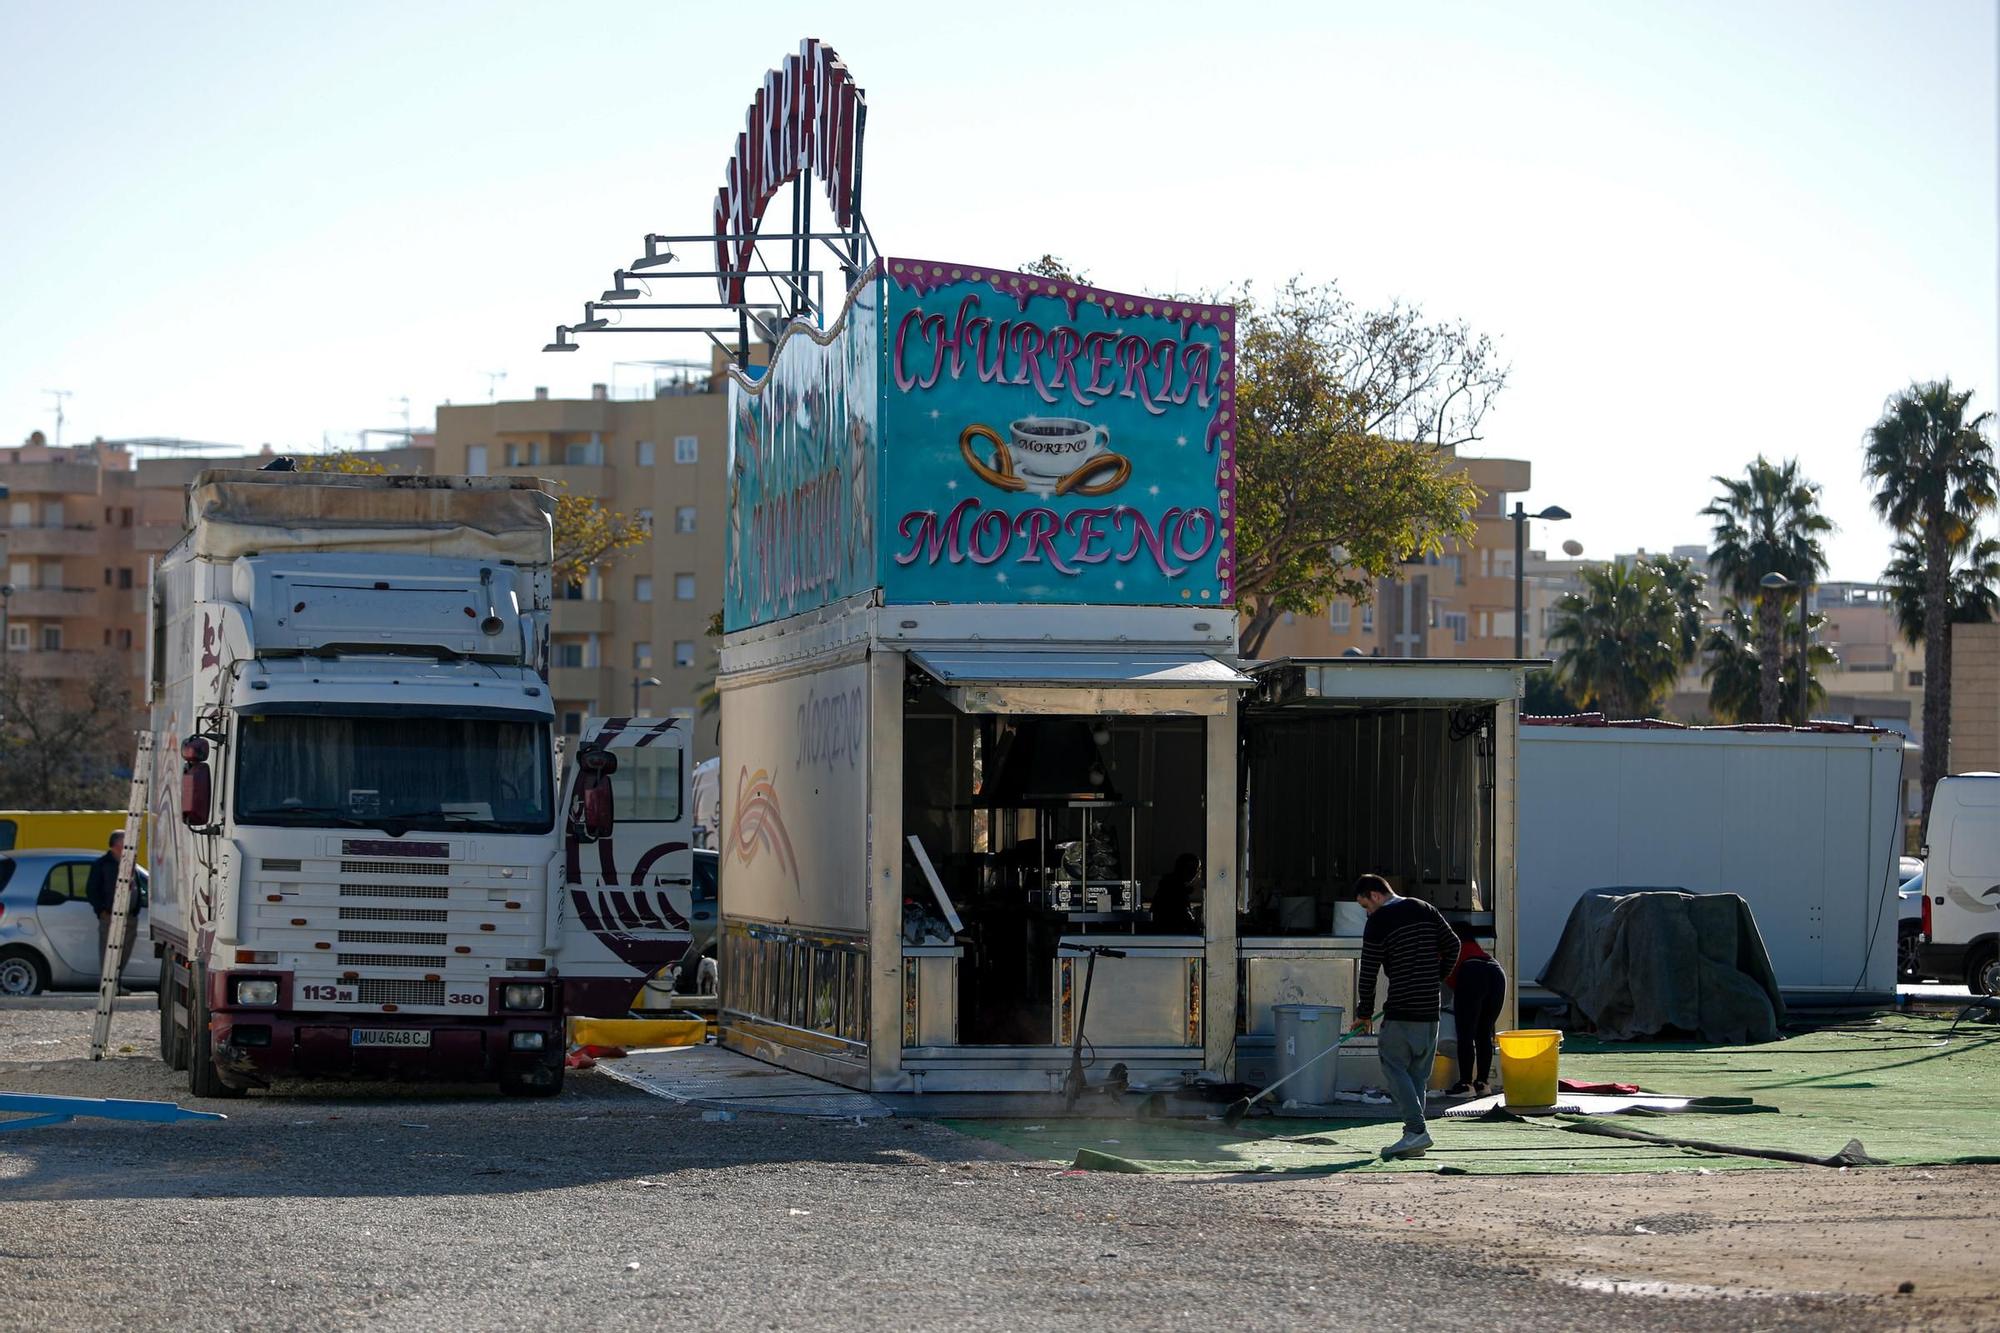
[725,259,1236,631]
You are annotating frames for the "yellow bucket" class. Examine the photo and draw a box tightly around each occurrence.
[1495,1029,1563,1108]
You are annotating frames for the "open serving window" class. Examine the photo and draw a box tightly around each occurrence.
[896,650,1246,1081]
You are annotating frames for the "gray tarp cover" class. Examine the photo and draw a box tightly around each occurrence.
[1537,890,1787,1043]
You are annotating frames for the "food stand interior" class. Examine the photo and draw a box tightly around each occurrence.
[1236,700,1499,1081]
[901,679,1207,1047]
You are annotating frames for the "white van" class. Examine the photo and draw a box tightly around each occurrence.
[1918,774,2000,994]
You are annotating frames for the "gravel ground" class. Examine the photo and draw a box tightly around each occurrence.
[0,995,1945,1331]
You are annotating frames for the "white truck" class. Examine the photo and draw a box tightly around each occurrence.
[147,468,697,1098]
[1915,774,2000,994]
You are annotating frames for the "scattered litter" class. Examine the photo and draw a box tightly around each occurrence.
[29,1039,59,1046]
[701,1110,737,1123]
[1633,1225,1653,1234]
[398,1123,429,1130]
[789,1208,811,1217]
[625,1262,641,1271]
[1023,1125,1045,1132]
[1100,1139,1120,1145]
[1898,1281,1916,1295]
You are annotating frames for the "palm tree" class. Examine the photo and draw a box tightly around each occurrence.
[1546,561,1684,719]
[1703,458,1833,723]
[1864,381,1998,815]
[1702,601,1835,725]
[1884,532,2000,642]
[1644,553,1709,667]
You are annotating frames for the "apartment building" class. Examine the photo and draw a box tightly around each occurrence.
[1,432,435,717]
[1,434,148,708]
[1253,453,1541,660]
[430,372,730,759]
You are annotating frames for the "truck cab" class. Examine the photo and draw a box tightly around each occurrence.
[1918,773,2000,995]
[150,472,572,1097]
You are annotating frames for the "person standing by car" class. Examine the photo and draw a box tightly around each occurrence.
[86,832,138,989]
[1444,922,1507,1097]
[1349,874,1458,1160]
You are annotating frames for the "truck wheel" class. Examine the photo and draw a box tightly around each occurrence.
[1970,945,2000,998]
[0,947,49,997]
[187,963,244,1100]
[1898,923,1923,983]
[499,1051,565,1098]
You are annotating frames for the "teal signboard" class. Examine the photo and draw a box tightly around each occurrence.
[725,258,1236,631]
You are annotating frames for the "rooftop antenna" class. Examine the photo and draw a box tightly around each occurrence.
[43,389,71,450]
[396,396,411,441]
[482,371,508,402]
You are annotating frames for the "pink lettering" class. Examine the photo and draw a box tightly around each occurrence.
[1065,508,1115,564]
[1013,508,1077,575]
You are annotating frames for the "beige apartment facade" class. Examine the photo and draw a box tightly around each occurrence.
[431,381,729,759]
[1,432,437,719]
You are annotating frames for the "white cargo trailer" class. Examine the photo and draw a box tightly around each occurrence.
[1517,719,1904,1005]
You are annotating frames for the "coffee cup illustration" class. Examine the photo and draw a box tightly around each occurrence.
[958,417,1131,496]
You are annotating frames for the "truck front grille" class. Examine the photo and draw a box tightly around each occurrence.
[338,906,449,923]
[340,883,449,900]
[341,860,450,877]
[338,952,448,969]
[356,979,446,1006]
[337,929,447,947]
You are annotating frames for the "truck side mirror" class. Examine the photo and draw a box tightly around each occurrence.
[573,747,617,841]
[180,736,213,827]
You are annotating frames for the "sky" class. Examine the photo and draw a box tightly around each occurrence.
[1,0,1993,582]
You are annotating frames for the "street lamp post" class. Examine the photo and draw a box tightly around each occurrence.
[1760,571,1811,723]
[631,674,661,718]
[1510,503,1571,658]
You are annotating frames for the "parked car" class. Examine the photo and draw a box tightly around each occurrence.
[0,850,157,996]
[1898,866,1926,981]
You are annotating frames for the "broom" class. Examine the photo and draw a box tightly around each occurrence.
[1223,1025,1365,1128]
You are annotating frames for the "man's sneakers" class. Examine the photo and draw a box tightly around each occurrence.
[1380,1129,1434,1160]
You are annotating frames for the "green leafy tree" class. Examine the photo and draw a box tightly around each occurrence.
[1546,561,1685,719]
[1702,601,1834,725]
[1702,457,1833,724]
[1864,380,1998,814]
[1233,279,1504,656]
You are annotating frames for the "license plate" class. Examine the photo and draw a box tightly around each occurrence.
[351,1029,432,1048]
[301,984,358,1004]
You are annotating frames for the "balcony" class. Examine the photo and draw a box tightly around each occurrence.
[6,588,98,618]
[550,599,615,634]
[549,666,616,706]
[0,461,103,494]
[2,525,99,556]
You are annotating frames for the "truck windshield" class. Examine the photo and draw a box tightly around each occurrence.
[233,714,554,835]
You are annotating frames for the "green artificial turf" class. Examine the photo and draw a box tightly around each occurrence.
[942,1012,2000,1176]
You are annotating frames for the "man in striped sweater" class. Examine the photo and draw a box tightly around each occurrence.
[1349,874,1458,1159]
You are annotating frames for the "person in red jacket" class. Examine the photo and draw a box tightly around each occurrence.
[1445,922,1507,1096]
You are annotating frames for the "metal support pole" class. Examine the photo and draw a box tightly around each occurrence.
[1512,503,1527,659]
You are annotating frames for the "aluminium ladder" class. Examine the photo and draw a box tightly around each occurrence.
[89,731,153,1060]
